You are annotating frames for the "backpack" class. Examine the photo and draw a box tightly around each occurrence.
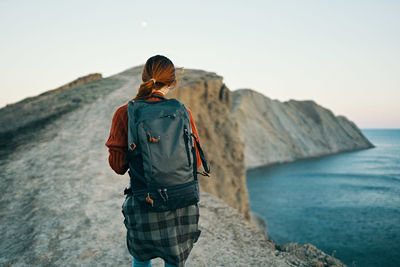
[123,94,210,211]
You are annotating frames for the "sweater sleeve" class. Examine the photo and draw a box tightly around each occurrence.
[105,104,129,175]
[187,108,202,168]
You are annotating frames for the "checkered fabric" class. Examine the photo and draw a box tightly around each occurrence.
[121,194,201,267]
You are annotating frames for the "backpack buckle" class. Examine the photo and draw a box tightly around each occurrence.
[146,132,160,143]
[145,193,154,207]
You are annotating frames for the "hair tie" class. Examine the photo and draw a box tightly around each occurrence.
[150,78,156,83]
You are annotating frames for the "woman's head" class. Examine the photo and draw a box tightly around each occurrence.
[133,55,177,100]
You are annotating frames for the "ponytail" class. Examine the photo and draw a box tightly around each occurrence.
[133,79,156,101]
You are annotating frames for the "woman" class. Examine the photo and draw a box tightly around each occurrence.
[105,55,203,267]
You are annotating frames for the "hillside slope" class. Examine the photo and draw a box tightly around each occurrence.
[0,73,124,158]
[232,89,374,168]
[0,66,348,266]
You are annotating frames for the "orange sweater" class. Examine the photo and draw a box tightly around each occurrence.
[105,91,202,177]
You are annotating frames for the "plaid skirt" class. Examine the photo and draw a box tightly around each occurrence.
[121,194,201,267]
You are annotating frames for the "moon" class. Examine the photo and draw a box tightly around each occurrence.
[140,21,148,28]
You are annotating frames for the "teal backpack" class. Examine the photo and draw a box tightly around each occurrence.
[123,94,210,211]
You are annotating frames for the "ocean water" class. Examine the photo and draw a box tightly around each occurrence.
[246,129,400,267]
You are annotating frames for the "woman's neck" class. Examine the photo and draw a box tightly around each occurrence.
[153,88,168,96]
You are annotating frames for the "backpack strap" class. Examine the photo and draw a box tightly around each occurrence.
[127,100,140,156]
[126,100,149,186]
[191,133,211,176]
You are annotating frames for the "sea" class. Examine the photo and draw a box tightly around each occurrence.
[246,129,400,267]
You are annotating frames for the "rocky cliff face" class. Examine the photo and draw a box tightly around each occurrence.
[232,89,374,169]
[168,69,249,219]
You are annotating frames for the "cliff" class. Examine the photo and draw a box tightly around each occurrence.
[0,65,348,266]
[167,69,249,219]
[232,89,374,169]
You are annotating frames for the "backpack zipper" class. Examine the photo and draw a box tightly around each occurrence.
[158,188,169,202]
[184,127,192,167]
[162,114,176,119]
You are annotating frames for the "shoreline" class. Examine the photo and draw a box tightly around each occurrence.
[246,144,375,172]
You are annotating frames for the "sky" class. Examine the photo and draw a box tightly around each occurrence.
[0,0,399,128]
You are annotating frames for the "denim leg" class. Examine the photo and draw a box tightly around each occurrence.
[164,261,175,267]
[132,256,152,267]
[164,261,185,267]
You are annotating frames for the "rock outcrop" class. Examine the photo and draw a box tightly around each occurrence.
[0,65,349,266]
[168,69,249,219]
[232,89,374,169]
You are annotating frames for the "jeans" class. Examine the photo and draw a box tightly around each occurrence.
[132,256,183,267]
